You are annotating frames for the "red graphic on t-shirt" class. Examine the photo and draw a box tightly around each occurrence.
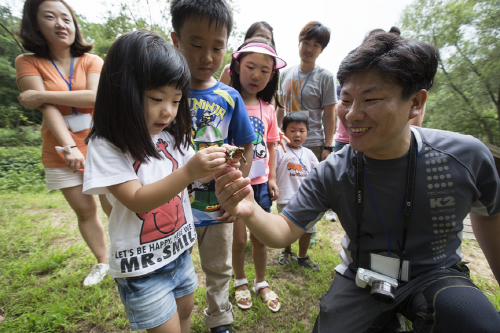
[287,162,306,173]
[135,138,186,244]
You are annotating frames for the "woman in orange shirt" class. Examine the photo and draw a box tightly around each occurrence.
[15,0,109,286]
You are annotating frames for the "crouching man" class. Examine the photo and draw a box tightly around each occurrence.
[214,32,500,333]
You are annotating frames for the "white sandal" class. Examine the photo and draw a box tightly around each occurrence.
[253,279,280,313]
[234,278,252,310]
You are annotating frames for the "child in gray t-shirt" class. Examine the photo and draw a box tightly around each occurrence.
[276,113,320,270]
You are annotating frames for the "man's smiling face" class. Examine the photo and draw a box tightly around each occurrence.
[337,70,418,160]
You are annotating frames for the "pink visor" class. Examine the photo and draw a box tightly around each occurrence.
[231,42,287,70]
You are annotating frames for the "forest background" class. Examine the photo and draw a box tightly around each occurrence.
[0,0,499,148]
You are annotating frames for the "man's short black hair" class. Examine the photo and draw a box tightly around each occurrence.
[283,112,309,132]
[299,21,331,50]
[337,33,439,100]
[170,0,233,38]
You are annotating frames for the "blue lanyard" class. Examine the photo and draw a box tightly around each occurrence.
[253,99,264,158]
[286,143,309,174]
[48,55,77,114]
[296,66,314,110]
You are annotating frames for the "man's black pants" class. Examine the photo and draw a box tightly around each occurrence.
[312,266,500,333]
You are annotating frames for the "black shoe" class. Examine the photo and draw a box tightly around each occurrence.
[211,325,233,333]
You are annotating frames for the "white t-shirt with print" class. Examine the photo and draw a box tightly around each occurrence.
[276,144,319,205]
[83,132,196,278]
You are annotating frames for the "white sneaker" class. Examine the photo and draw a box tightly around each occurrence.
[325,210,337,221]
[83,263,109,286]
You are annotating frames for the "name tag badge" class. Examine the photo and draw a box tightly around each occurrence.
[63,113,92,133]
[370,252,410,282]
[248,159,266,179]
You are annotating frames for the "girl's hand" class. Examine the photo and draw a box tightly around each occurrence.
[275,129,290,152]
[186,146,228,180]
[268,179,279,201]
[64,147,85,171]
[18,90,45,109]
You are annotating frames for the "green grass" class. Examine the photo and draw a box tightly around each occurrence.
[0,192,498,332]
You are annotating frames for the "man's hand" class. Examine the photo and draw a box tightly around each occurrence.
[214,166,255,219]
[321,149,332,161]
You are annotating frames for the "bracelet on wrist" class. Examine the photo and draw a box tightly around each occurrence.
[323,146,334,152]
[55,145,77,154]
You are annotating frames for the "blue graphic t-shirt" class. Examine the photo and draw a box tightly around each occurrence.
[189,80,255,226]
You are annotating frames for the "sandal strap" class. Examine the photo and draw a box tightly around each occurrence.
[234,278,249,288]
[297,255,310,261]
[281,250,294,255]
[253,279,270,294]
[263,291,278,304]
[235,289,251,301]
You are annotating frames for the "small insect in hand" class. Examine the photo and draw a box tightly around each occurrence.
[226,146,248,166]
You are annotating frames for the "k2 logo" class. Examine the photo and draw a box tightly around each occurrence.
[430,196,455,208]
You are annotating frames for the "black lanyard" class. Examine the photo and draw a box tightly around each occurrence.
[355,131,418,280]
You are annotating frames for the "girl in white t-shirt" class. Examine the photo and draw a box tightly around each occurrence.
[83,30,238,333]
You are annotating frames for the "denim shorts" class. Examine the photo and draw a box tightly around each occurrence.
[252,182,272,213]
[114,250,198,331]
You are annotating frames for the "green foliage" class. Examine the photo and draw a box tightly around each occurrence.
[0,105,28,128]
[0,145,45,193]
[0,5,24,107]
[401,0,500,144]
[214,47,234,80]
[79,6,149,60]
[0,126,42,147]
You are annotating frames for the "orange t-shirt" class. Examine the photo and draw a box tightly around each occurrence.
[15,53,104,168]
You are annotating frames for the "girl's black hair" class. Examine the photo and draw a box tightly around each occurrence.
[86,30,192,163]
[229,37,282,108]
[244,21,275,47]
[282,112,309,132]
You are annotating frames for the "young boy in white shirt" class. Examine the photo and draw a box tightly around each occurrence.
[276,112,320,270]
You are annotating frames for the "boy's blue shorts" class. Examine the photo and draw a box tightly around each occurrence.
[252,182,272,213]
[114,250,198,331]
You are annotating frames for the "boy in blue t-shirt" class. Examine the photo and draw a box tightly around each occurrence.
[171,1,255,332]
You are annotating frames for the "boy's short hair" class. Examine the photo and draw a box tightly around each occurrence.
[170,0,233,38]
[298,21,331,50]
[337,33,439,100]
[283,112,309,132]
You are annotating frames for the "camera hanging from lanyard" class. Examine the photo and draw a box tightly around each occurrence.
[354,131,418,304]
